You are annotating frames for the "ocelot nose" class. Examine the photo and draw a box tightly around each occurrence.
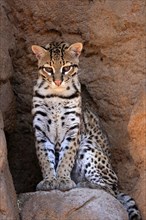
[54,80,62,86]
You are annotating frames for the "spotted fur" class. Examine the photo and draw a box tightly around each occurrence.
[32,42,83,191]
[73,109,142,220]
[31,42,141,219]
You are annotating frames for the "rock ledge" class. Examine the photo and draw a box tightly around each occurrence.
[18,188,128,220]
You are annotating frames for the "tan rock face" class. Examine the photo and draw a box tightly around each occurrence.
[128,91,146,169]
[128,91,146,218]
[1,0,145,218]
[0,1,18,219]
[18,189,128,220]
[0,112,19,220]
[0,0,16,132]
[0,81,16,132]
[0,0,15,82]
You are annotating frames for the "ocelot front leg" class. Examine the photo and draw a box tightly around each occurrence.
[56,131,80,191]
[35,140,57,191]
[33,113,57,191]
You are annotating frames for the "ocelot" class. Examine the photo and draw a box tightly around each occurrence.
[32,42,82,191]
[31,42,141,220]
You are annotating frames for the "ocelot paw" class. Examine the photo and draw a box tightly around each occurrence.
[56,177,76,191]
[36,177,57,191]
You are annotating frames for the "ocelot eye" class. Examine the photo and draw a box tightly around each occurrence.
[43,67,53,75]
[62,66,71,73]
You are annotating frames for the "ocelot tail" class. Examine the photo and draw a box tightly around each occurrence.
[31,42,141,220]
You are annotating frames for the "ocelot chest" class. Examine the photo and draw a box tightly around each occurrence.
[42,96,81,143]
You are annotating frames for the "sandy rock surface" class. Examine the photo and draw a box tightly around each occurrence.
[128,90,146,218]
[18,189,128,220]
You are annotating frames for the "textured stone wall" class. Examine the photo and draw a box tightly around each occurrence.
[1,0,145,219]
[0,1,19,219]
[0,112,19,220]
[0,0,16,132]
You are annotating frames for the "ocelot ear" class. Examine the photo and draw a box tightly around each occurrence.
[31,45,47,60]
[67,43,83,58]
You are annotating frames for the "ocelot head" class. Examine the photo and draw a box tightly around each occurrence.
[32,42,83,87]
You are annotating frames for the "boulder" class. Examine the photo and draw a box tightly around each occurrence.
[18,188,128,220]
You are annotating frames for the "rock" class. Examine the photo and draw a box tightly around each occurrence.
[0,112,19,220]
[18,188,128,220]
[0,0,16,133]
[0,0,15,81]
[128,90,146,169]
[128,90,146,220]
[0,81,16,132]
